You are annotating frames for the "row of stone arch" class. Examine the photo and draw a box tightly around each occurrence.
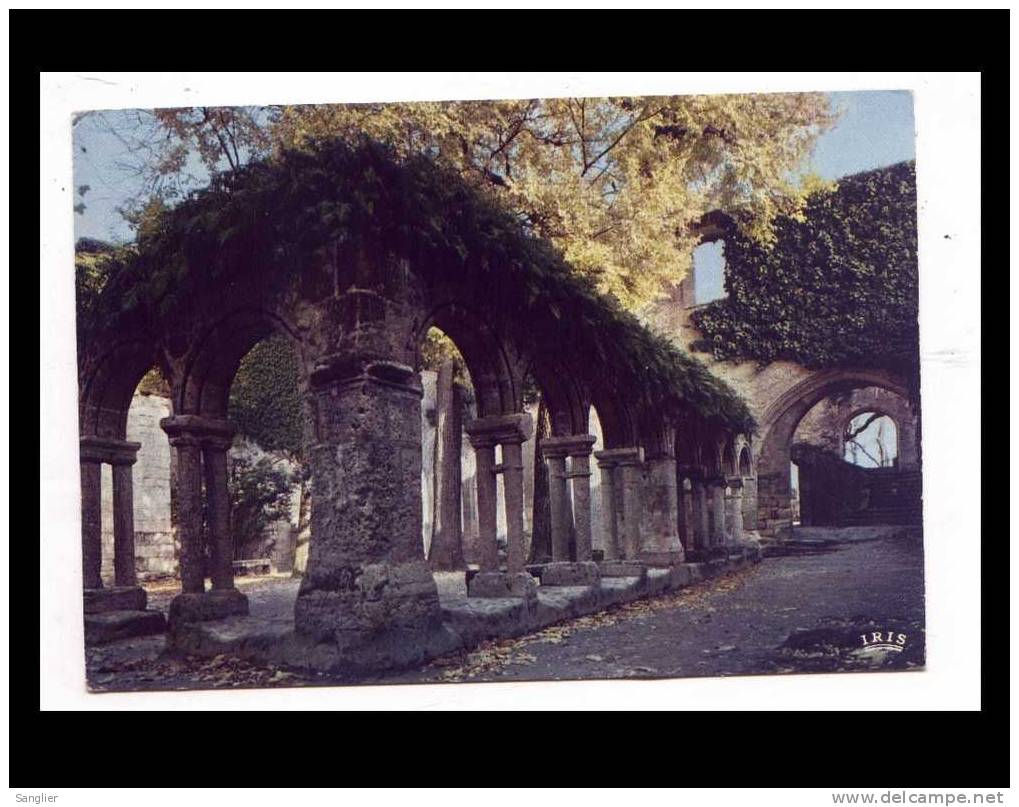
[77,140,761,650]
[79,296,758,640]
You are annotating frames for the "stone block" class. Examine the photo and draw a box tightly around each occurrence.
[83,586,147,614]
[638,550,687,568]
[533,561,601,587]
[168,589,249,624]
[468,571,538,601]
[598,560,648,581]
[84,609,166,645]
[668,565,693,588]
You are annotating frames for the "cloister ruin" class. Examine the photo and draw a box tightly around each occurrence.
[77,142,922,674]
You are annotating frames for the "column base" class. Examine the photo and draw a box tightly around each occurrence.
[529,561,601,587]
[684,547,729,563]
[468,571,538,601]
[83,586,147,614]
[168,589,250,625]
[85,609,166,645]
[598,560,648,580]
[638,550,687,568]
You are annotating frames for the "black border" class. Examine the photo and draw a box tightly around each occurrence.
[15,9,1005,787]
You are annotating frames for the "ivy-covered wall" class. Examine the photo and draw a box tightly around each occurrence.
[690,161,919,396]
[227,333,305,458]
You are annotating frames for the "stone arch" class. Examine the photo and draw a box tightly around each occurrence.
[175,306,306,419]
[590,388,639,449]
[738,442,753,477]
[755,368,910,538]
[416,300,522,418]
[525,356,590,437]
[722,439,737,477]
[80,337,167,440]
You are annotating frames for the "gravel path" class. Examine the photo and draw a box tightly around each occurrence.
[86,527,925,692]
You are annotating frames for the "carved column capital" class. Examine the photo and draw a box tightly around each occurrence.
[160,415,235,449]
[541,433,597,460]
[79,435,141,465]
[465,412,533,447]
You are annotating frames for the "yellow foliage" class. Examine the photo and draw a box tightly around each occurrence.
[271,94,837,309]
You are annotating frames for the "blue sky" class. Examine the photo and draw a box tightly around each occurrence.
[73,90,917,254]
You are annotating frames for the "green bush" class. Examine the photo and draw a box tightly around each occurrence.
[228,455,298,556]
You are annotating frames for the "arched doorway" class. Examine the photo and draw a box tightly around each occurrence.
[755,369,914,538]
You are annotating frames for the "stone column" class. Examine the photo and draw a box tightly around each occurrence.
[202,429,237,591]
[161,421,206,594]
[468,413,533,572]
[110,442,142,588]
[567,440,596,562]
[467,432,499,572]
[79,450,104,591]
[689,473,709,554]
[465,413,537,599]
[595,453,620,560]
[429,369,465,571]
[541,445,570,561]
[709,477,728,548]
[294,355,442,652]
[501,438,527,573]
[618,450,645,560]
[677,466,696,554]
[727,476,745,543]
[542,435,597,563]
[640,453,685,565]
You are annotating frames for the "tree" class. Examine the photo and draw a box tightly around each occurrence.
[87,95,836,309]
[271,95,837,309]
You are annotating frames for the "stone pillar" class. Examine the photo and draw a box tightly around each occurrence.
[727,476,745,543]
[465,413,537,599]
[160,420,206,594]
[501,439,526,573]
[742,475,758,531]
[79,452,104,591]
[203,429,237,591]
[429,367,465,571]
[541,445,570,561]
[467,413,533,572]
[677,466,696,554]
[640,453,685,565]
[690,474,709,554]
[567,441,596,562]
[294,356,442,652]
[110,442,141,587]
[542,435,597,563]
[467,433,499,572]
[709,477,727,548]
[619,450,645,560]
[593,448,644,560]
[595,453,620,560]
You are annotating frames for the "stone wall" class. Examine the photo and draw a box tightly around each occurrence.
[648,272,920,538]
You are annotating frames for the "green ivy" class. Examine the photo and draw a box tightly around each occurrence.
[227,334,305,458]
[82,139,755,433]
[690,162,919,398]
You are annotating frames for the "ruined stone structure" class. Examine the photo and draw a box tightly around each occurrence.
[651,248,922,540]
[77,142,759,666]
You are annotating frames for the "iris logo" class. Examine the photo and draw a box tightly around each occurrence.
[859,630,907,653]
